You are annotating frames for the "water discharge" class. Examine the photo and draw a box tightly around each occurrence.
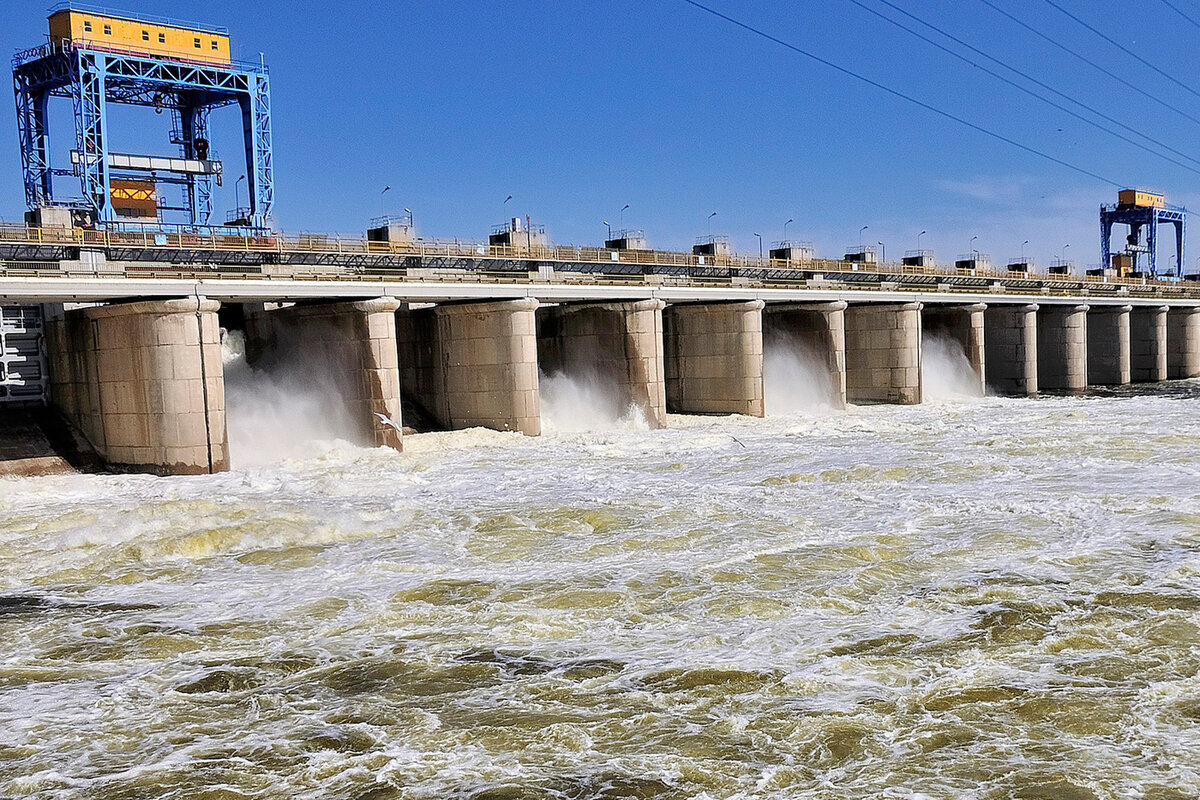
[222,330,363,467]
[2,384,1200,798]
[764,335,834,415]
[539,370,649,432]
[922,333,985,402]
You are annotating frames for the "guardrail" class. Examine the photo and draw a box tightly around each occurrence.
[1,222,1198,298]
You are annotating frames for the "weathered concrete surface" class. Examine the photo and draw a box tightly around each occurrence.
[537,299,667,428]
[923,303,986,395]
[1131,305,1168,383]
[763,301,848,409]
[0,410,76,476]
[1168,306,1200,379]
[664,300,764,417]
[1037,304,1088,393]
[396,299,541,435]
[1086,305,1131,386]
[844,302,922,404]
[44,297,228,475]
[984,304,1037,396]
[246,298,403,450]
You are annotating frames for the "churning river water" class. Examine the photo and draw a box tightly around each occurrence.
[2,375,1200,799]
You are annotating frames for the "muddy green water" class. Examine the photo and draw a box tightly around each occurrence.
[1,387,1199,799]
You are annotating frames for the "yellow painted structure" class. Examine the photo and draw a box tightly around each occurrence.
[1118,189,1165,209]
[110,179,157,219]
[48,8,231,66]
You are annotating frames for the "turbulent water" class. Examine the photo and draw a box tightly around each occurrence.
[3,379,1200,799]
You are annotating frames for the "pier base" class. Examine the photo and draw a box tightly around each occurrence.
[664,301,764,416]
[1086,305,1131,386]
[984,304,1038,396]
[537,299,667,428]
[762,301,847,409]
[1037,305,1089,393]
[1168,306,1200,379]
[44,298,228,475]
[396,299,541,435]
[923,303,986,394]
[845,302,922,404]
[246,298,403,450]
[1131,306,1168,383]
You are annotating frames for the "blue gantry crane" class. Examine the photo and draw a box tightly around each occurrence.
[1100,189,1185,278]
[12,4,273,231]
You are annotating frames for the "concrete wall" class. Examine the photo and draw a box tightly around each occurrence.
[537,299,667,428]
[395,299,540,435]
[1086,305,1131,386]
[664,300,764,416]
[1131,305,1168,383]
[246,298,403,450]
[1168,307,1200,379]
[1037,304,1088,393]
[762,301,847,409]
[984,304,1037,396]
[44,298,227,475]
[844,302,922,404]
[923,303,986,395]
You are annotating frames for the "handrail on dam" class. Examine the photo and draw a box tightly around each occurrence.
[1,222,1199,299]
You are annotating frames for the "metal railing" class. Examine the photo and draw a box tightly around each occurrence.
[1,222,1198,297]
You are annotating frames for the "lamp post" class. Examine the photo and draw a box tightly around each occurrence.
[754,232,763,260]
[878,240,885,266]
[784,217,794,242]
[379,185,390,217]
[404,207,413,231]
[917,229,926,251]
[708,211,717,236]
[235,174,246,218]
[859,225,869,249]
[1062,243,1070,263]
[604,220,611,239]
[620,204,630,230]
[970,234,978,261]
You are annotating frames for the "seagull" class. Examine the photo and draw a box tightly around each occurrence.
[374,412,404,434]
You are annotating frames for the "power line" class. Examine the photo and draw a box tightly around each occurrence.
[1157,0,1200,30]
[1042,0,1200,102]
[976,0,1200,130]
[677,0,1121,186]
[853,0,1200,176]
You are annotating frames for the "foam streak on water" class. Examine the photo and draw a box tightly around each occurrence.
[2,385,1200,799]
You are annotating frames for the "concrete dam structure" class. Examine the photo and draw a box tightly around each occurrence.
[4,237,1200,474]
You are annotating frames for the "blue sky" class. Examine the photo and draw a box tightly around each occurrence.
[4,0,1200,269]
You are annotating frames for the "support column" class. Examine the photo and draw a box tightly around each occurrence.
[1131,305,1169,382]
[1086,305,1131,386]
[537,299,666,428]
[396,299,541,435]
[1168,306,1200,379]
[984,304,1038,396]
[43,298,228,475]
[246,298,402,450]
[922,303,986,395]
[1037,304,1089,393]
[762,301,847,409]
[664,300,764,416]
[844,302,922,404]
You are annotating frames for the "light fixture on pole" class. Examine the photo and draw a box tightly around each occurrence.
[620,204,630,229]
[404,207,413,230]
[878,241,885,265]
[859,225,869,248]
[1062,243,1070,262]
[784,217,794,241]
[708,211,717,236]
[1021,239,1029,261]
[754,232,763,260]
[604,220,611,239]
[970,234,978,261]
[235,174,246,216]
[917,229,926,250]
[380,185,390,216]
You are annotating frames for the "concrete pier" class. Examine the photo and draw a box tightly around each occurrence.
[762,301,848,409]
[396,299,541,435]
[664,301,764,417]
[1086,305,1131,386]
[44,298,227,475]
[1168,306,1200,379]
[844,302,921,404]
[537,299,667,428]
[923,303,986,395]
[1131,305,1168,383]
[984,304,1038,396]
[246,298,403,450]
[1037,305,1089,393]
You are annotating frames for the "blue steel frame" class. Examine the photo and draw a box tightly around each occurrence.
[12,38,273,230]
[1101,201,1186,277]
